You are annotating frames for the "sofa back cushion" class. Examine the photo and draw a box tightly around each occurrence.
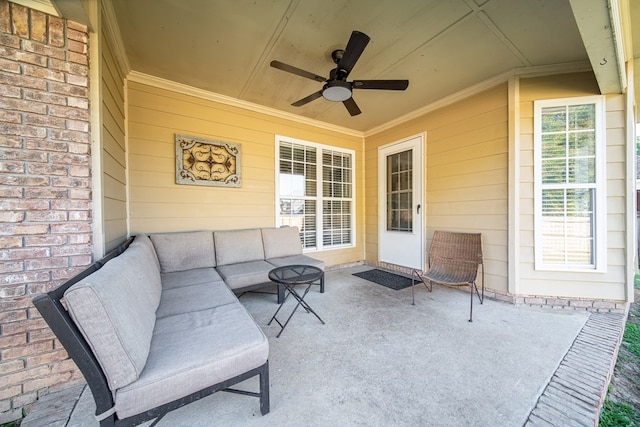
[129,233,160,271]
[64,244,161,390]
[150,231,216,273]
[214,229,265,266]
[262,226,302,259]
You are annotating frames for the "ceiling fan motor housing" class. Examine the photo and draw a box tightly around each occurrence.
[322,80,352,102]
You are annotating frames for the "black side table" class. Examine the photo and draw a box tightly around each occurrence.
[268,265,325,337]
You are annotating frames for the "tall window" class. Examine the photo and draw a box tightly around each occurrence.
[276,137,354,251]
[534,96,605,271]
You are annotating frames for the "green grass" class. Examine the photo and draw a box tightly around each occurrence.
[623,322,640,359]
[599,397,640,426]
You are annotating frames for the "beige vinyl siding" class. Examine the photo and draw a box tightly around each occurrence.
[101,20,127,252]
[126,81,364,267]
[365,84,509,293]
[518,72,627,301]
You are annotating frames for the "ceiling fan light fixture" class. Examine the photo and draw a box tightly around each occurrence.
[322,80,351,102]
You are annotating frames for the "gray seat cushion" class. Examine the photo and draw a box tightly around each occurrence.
[155,282,238,319]
[64,244,161,390]
[114,303,269,419]
[215,260,274,290]
[160,268,224,290]
[267,254,325,271]
[150,231,216,273]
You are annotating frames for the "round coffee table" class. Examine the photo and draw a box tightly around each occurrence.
[267,265,325,337]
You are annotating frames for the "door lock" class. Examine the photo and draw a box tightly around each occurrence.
[417,204,421,214]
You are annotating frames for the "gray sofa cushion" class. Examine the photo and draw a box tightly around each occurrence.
[261,226,302,259]
[64,244,161,390]
[216,260,274,290]
[155,282,238,319]
[114,303,269,419]
[129,233,160,271]
[150,231,216,273]
[160,267,224,290]
[214,229,265,266]
[267,254,325,271]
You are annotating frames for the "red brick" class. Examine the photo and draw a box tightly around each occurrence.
[0,297,34,311]
[12,390,37,407]
[0,363,51,387]
[0,147,47,162]
[68,211,90,221]
[0,34,19,49]
[24,112,66,128]
[48,105,89,121]
[48,16,64,47]
[25,138,68,152]
[66,96,88,109]
[26,327,55,343]
[48,129,89,143]
[0,1,9,34]
[69,165,89,177]
[66,51,87,65]
[30,10,46,43]
[0,247,49,261]
[26,162,67,176]
[0,310,27,325]
[24,64,64,81]
[69,188,90,199]
[0,57,19,73]
[51,244,91,257]
[0,210,24,222]
[25,210,68,223]
[65,119,89,132]
[66,73,87,87]
[23,372,72,393]
[0,160,25,172]
[67,39,86,54]
[0,95,47,113]
[0,123,47,138]
[51,199,89,210]
[2,318,47,336]
[0,360,25,375]
[50,267,83,281]
[10,4,28,38]
[22,40,65,61]
[0,262,23,274]
[0,284,26,298]
[66,21,87,33]
[51,176,89,188]
[47,81,87,98]
[25,348,66,367]
[24,234,66,246]
[0,199,48,210]
[0,224,49,236]
[0,385,21,401]
[67,142,89,154]
[25,257,67,271]
[67,234,90,245]
[66,28,87,43]
[0,174,49,186]
[22,88,67,106]
[0,333,26,349]
[0,136,23,148]
[0,187,22,197]
[24,187,67,199]
[0,110,20,123]
[0,237,22,249]
[0,82,21,97]
[50,58,88,76]
[70,254,92,267]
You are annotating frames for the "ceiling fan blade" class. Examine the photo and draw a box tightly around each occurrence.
[291,90,323,107]
[338,31,370,76]
[342,97,361,116]
[352,80,409,90]
[270,60,326,82]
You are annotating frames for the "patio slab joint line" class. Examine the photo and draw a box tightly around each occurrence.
[524,312,626,427]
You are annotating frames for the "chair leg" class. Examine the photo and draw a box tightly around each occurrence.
[259,361,270,415]
[469,282,473,322]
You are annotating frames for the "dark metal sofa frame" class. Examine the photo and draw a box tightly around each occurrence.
[32,237,269,427]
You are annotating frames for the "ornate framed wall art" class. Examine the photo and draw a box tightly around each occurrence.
[175,134,241,187]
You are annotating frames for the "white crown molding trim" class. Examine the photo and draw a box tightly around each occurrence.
[101,0,131,77]
[127,71,364,138]
[365,61,593,137]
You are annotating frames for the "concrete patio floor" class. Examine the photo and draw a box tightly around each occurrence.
[23,265,625,426]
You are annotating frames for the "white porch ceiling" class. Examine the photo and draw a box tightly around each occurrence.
[44,0,632,132]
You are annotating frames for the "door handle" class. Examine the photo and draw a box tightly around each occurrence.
[417,204,421,214]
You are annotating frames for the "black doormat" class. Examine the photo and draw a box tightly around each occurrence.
[352,269,413,290]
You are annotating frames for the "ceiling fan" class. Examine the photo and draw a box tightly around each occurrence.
[270,30,409,116]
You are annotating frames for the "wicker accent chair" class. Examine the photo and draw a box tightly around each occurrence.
[411,231,484,322]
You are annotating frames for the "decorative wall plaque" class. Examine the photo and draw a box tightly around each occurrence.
[175,134,241,187]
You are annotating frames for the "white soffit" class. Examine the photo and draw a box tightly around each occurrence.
[9,0,58,16]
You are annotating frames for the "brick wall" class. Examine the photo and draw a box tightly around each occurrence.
[0,1,91,423]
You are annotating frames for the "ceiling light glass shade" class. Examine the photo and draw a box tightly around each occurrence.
[322,81,352,102]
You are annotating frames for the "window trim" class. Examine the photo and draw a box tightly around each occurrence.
[533,95,606,272]
[275,135,356,253]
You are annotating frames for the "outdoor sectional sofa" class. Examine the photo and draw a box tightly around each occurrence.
[33,226,324,426]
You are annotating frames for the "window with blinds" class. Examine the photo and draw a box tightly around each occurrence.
[534,97,605,271]
[277,138,355,251]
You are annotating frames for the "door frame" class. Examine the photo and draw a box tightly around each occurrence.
[377,133,425,270]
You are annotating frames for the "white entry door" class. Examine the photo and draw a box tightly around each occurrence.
[378,135,424,270]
